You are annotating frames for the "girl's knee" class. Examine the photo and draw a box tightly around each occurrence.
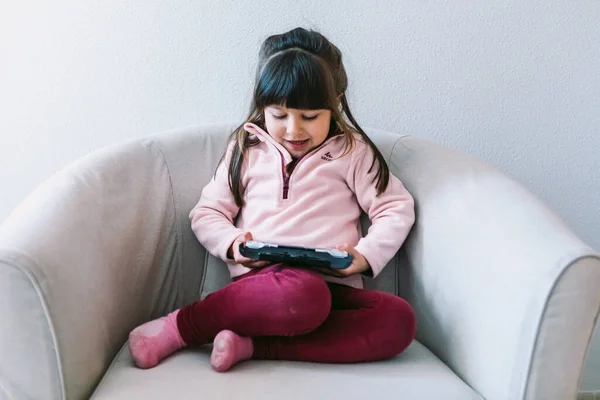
[381,296,417,356]
[274,268,331,333]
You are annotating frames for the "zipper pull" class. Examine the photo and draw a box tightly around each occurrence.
[283,176,290,199]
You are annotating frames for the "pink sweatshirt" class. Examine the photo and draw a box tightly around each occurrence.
[189,123,415,288]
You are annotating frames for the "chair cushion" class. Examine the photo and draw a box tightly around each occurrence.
[91,340,482,400]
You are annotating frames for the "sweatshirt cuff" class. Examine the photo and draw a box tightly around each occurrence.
[218,228,246,262]
[354,240,386,279]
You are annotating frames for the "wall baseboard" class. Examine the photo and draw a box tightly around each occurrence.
[578,392,600,400]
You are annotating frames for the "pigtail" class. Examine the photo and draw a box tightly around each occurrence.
[215,121,260,208]
[340,93,390,195]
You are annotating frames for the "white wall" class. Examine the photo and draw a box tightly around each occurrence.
[1,0,599,390]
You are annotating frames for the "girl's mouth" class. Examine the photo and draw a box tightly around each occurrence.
[286,139,309,151]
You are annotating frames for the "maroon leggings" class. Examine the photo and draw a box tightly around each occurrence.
[177,264,416,363]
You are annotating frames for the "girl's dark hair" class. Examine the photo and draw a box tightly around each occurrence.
[222,27,390,207]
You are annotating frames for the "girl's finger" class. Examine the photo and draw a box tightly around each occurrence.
[240,260,269,269]
[338,244,359,258]
[235,255,255,264]
[338,264,359,276]
[247,260,270,268]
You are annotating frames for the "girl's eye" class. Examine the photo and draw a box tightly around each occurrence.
[271,113,318,120]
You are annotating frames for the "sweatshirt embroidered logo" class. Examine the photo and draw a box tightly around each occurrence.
[321,152,333,161]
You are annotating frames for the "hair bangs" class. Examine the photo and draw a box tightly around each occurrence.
[255,50,336,111]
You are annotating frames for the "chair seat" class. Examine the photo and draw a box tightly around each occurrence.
[91,340,482,400]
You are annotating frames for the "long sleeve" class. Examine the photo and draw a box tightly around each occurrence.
[189,142,245,262]
[347,142,415,278]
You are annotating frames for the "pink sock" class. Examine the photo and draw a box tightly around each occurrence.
[210,330,253,372]
[128,309,186,369]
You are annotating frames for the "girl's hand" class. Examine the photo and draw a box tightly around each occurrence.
[314,244,371,278]
[228,232,271,269]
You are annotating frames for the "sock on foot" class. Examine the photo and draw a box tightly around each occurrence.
[210,330,253,372]
[129,309,186,369]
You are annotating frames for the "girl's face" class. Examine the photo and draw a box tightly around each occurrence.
[264,105,331,159]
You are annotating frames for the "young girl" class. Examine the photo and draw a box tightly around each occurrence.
[129,27,416,372]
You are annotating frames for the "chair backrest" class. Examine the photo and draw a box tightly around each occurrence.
[152,122,409,303]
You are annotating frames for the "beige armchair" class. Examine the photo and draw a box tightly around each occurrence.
[1,123,598,400]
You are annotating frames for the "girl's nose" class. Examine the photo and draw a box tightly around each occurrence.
[286,117,302,135]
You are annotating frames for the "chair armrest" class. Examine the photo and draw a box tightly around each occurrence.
[0,138,188,399]
[393,136,600,400]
